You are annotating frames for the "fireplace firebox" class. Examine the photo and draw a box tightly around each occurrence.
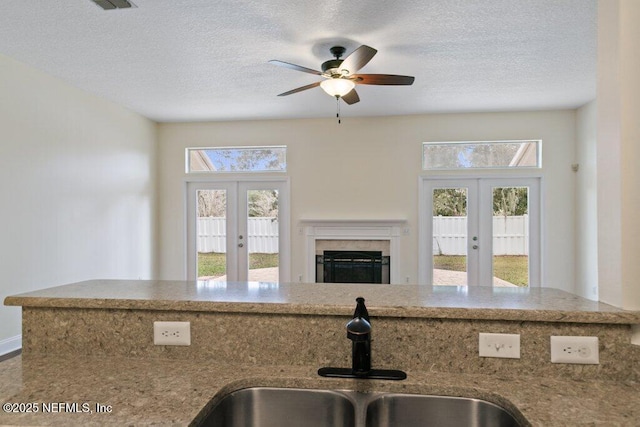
[316,251,390,284]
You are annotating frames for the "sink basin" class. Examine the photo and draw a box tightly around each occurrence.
[194,387,356,427]
[193,387,524,427]
[366,393,521,427]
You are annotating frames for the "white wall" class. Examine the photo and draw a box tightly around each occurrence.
[597,0,640,310]
[575,101,598,301]
[0,53,157,349]
[157,110,576,290]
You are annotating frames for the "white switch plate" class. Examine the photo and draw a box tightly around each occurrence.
[479,333,520,359]
[550,336,599,364]
[153,321,191,346]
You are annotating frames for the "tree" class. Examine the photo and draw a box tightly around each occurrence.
[248,190,278,218]
[433,189,467,216]
[197,189,279,218]
[432,187,528,217]
[198,190,226,217]
[424,142,531,169]
[493,187,528,216]
[207,148,285,172]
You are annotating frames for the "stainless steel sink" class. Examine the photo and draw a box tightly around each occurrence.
[194,387,356,427]
[193,387,524,427]
[366,393,522,427]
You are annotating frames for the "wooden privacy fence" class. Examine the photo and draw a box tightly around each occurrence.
[198,217,279,253]
[433,215,529,255]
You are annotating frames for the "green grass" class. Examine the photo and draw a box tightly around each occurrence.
[197,252,227,277]
[248,253,280,269]
[493,256,529,286]
[433,255,529,286]
[198,252,526,285]
[433,255,467,272]
[197,252,279,278]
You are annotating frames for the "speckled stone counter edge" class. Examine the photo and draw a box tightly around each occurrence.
[6,279,640,325]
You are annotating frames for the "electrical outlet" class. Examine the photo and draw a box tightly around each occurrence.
[550,336,599,364]
[153,321,191,346]
[478,333,520,359]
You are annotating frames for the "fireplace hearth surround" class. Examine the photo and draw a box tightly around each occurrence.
[301,219,406,284]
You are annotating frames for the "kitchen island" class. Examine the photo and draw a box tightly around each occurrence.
[2,280,640,426]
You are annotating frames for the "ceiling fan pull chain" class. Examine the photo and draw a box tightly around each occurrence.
[336,95,341,124]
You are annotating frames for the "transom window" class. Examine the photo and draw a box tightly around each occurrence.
[186,146,286,173]
[422,140,541,170]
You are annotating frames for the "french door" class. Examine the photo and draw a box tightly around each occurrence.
[420,177,540,287]
[186,180,289,282]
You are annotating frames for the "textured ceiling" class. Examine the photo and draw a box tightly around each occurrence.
[0,0,596,122]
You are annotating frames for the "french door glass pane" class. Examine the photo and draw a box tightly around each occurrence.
[196,189,227,281]
[246,189,279,282]
[432,188,468,285]
[492,187,529,287]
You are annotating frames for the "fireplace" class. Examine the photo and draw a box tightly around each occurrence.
[316,251,390,284]
[300,219,406,284]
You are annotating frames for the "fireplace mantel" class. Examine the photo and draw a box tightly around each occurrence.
[299,219,407,225]
[300,219,407,283]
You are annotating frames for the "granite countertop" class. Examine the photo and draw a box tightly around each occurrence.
[5,279,640,324]
[0,355,638,426]
[3,281,640,425]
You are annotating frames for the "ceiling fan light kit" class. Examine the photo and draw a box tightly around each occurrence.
[270,44,415,121]
[90,0,135,10]
[320,78,356,97]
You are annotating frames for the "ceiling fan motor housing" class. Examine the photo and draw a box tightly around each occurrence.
[330,46,346,58]
[321,59,344,74]
[322,46,348,75]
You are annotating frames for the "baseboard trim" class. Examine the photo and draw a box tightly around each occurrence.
[0,335,22,357]
[0,349,21,362]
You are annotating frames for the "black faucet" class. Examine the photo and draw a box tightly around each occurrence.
[347,297,372,375]
[318,297,406,380]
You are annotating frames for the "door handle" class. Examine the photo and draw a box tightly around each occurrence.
[238,243,244,248]
[472,245,478,250]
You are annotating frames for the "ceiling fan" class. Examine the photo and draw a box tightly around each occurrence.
[269,45,415,105]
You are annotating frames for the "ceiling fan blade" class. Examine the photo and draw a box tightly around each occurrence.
[269,60,322,76]
[352,74,415,85]
[341,89,360,105]
[277,81,321,97]
[340,45,377,74]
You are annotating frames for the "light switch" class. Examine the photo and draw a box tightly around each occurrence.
[479,333,520,359]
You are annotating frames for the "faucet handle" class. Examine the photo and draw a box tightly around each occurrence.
[353,296,370,322]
